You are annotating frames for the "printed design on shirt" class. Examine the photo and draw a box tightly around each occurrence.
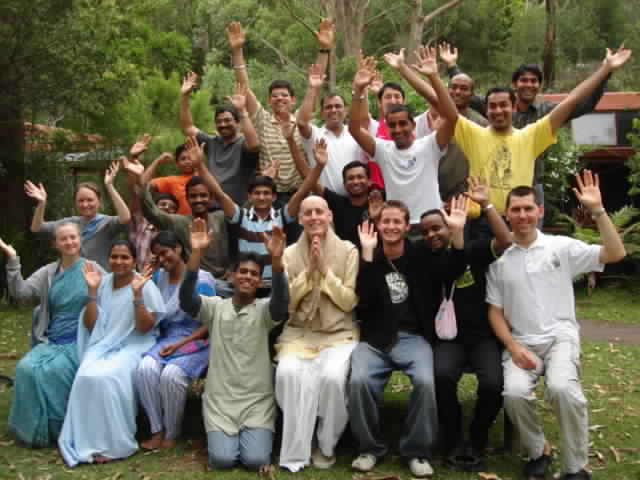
[489,144,512,190]
[385,272,409,304]
[455,266,475,289]
[398,156,417,170]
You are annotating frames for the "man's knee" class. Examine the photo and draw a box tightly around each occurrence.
[208,450,237,470]
[546,378,586,406]
[434,359,461,386]
[503,377,532,400]
[241,450,271,470]
[478,370,504,397]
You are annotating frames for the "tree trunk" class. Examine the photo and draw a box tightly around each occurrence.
[334,0,368,58]
[542,0,556,90]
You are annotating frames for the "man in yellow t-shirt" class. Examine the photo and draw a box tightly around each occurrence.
[454,45,632,213]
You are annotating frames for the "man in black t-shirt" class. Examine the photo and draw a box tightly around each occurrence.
[421,177,512,470]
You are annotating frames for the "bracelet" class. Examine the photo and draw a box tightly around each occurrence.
[591,207,606,219]
[483,203,495,212]
[232,64,247,70]
[351,91,367,101]
[133,298,145,306]
[84,295,97,304]
[318,48,331,54]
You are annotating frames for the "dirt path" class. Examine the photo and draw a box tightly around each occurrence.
[579,318,640,345]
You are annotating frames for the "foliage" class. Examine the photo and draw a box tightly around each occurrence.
[626,118,640,197]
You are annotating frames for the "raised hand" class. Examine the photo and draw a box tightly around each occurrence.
[227,82,248,112]
[438,42,458,67]
[184,136,205,171]
[131,263,154,296]
[353,56,376,90]
[312,138,328,168]
[316,18,336,50]
[370,70,384,95]
[24,181,47,203]
[0,237,17,259]
[156,152,174,165]
[181,72,198,96]
[262,225,286,259]
[465,176,490,208]
[442,194,468,233]
[367,190,385,221]
[573,169,603,212]
[226,22,246,50]
[120,155,145,178]
[413,45,439,76]
[104,160,120,186]
[130,134,152,158]
[261,159,280,179]
[604,44,632,71]
[159,343,179,357]
[383,48,406,71]
[189,218,213,251]
[308,63,326,89]
[82,261,102,291]
[358,220,378,252]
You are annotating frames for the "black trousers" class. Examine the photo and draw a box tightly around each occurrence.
[434,337,504,453]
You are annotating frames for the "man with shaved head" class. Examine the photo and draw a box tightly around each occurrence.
[274,195,359,472]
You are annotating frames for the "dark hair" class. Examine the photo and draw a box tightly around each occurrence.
[154,192,179,208]
[175,144,187,161]
[248,175,277,194]
[377,82,405,101]
[485,87,516,109]
[320,93,346,109]
[109,239,137,259]
[378,200,410,225]
[369,185,386,202]
[75,182,101,201]
[420,209,446,222]
[232,252,264,275]
[269,80,294,97]
[512,64,543,84]
[384,104,415,123]
[215,104,240,122]
[185,176,208,195]
[506,185,542,209]
[150,230,188,263]
[342,161,370,181]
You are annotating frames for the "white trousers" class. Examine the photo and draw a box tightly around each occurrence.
[503,331,588,474]
[275,342,356,472]
[134,356,189,440]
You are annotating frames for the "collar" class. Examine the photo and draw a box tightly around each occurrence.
[249,206,277,222]
[269,112,295,125]
[509,229,547,252]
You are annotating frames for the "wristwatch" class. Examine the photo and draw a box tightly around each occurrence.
[591,207,606,219]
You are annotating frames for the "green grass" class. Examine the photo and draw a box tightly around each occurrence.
[575,278,640,325]
[1,305,639,479]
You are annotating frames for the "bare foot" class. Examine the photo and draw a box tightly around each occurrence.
[160,439,176,449]
[141,432,164,450]
[94,455,113,464]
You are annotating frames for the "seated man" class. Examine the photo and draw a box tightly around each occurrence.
[487,171,626,480]
[275,195,359,472]
[423,177,512,469]
[179,219,289,471]
[350,197,469,478]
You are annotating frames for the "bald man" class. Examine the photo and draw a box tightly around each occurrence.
[274,195,360,472]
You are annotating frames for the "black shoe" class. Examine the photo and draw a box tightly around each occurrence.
[523,454,552,479]
[561,470,592,480]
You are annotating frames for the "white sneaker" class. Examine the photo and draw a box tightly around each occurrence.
[311,448,336,469]
[409,458,434,478]
[352,453,377,472]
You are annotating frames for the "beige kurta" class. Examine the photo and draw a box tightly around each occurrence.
[197,296,276,435]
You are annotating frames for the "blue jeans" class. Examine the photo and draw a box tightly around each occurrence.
[207,428,273,470]
[349,332,438,459]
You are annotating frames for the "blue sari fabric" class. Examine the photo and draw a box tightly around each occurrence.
[8,259,87,447]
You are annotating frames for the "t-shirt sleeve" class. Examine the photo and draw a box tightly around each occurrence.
[240,137,259,165]
[228,204,242,224]
[485,261,503,308]
[526,115,558,157]
[373,138,390,165]
[323,187,341,212]
[565,239,604,277]
[251,101,267,131]
[197,296,223,328]
[453,115,483,162]
[150,176,170,192]
[469,239,497,268]
[421,132,447,165]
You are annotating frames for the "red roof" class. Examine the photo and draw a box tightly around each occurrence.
[541,92,640,111]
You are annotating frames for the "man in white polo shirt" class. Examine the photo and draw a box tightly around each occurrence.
[486,171,626,480]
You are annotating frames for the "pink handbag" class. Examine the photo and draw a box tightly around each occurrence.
[435,283,457,340]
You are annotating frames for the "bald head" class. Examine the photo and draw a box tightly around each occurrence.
[299,195,333,238]
[449,73,474,110]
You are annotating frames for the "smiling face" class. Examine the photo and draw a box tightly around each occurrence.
[156,198,178,214]
[386,111,415,149]
[109,244,136,277]
[151,243,183,273]
[268,87,295,116]
[187,184,211,216]
[506,193,543,237]
[175,149,195,175]
[377,206,409,246]
[299,196,333,238]
[231,260,262,296]
[449,74,474,110]
[378,87,404,117]
[513,71,540,105]
[249,185,275,212]
[486,92,514,132]
[421,213,450,250]
[75,187,101,219]
[54,224,82,258]
[320,95,346,130]
[343,165,369,198]
[215,110,239,140]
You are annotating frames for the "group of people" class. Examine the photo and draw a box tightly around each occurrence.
[1,18,632,480]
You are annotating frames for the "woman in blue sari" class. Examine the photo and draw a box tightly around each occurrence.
[59,240,166,466]
[135,231,215,450]
[1,223,97,447]
[25,160,131,270]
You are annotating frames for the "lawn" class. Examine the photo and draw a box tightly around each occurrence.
[575,278,640,325]
[1,305,639,480]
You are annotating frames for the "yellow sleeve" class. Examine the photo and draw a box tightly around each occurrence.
[526,115,558,157]
[319,246,359,313]
[454,115,486,172]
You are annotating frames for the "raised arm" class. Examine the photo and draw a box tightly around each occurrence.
[226,22,258,116]
[439,42,485,114]
[573,169,626,264]
[130,264,156,333]
[466,176,513,253]
[549,45,632,133]
[228,83,259,152]
[263,225,289,322]
[349,56,377,157]
[82,261,102,331]
[441,194,468,250]
[104,160,131,225]
[1,238,42,300]
[141,153,174,188]
[179,72,200,137]
[384,48,439,111]
[181,218,213,317]
[297,63,326,139]
[287,138,328,216]
[25,181,47,232]
[412,45,458,149]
